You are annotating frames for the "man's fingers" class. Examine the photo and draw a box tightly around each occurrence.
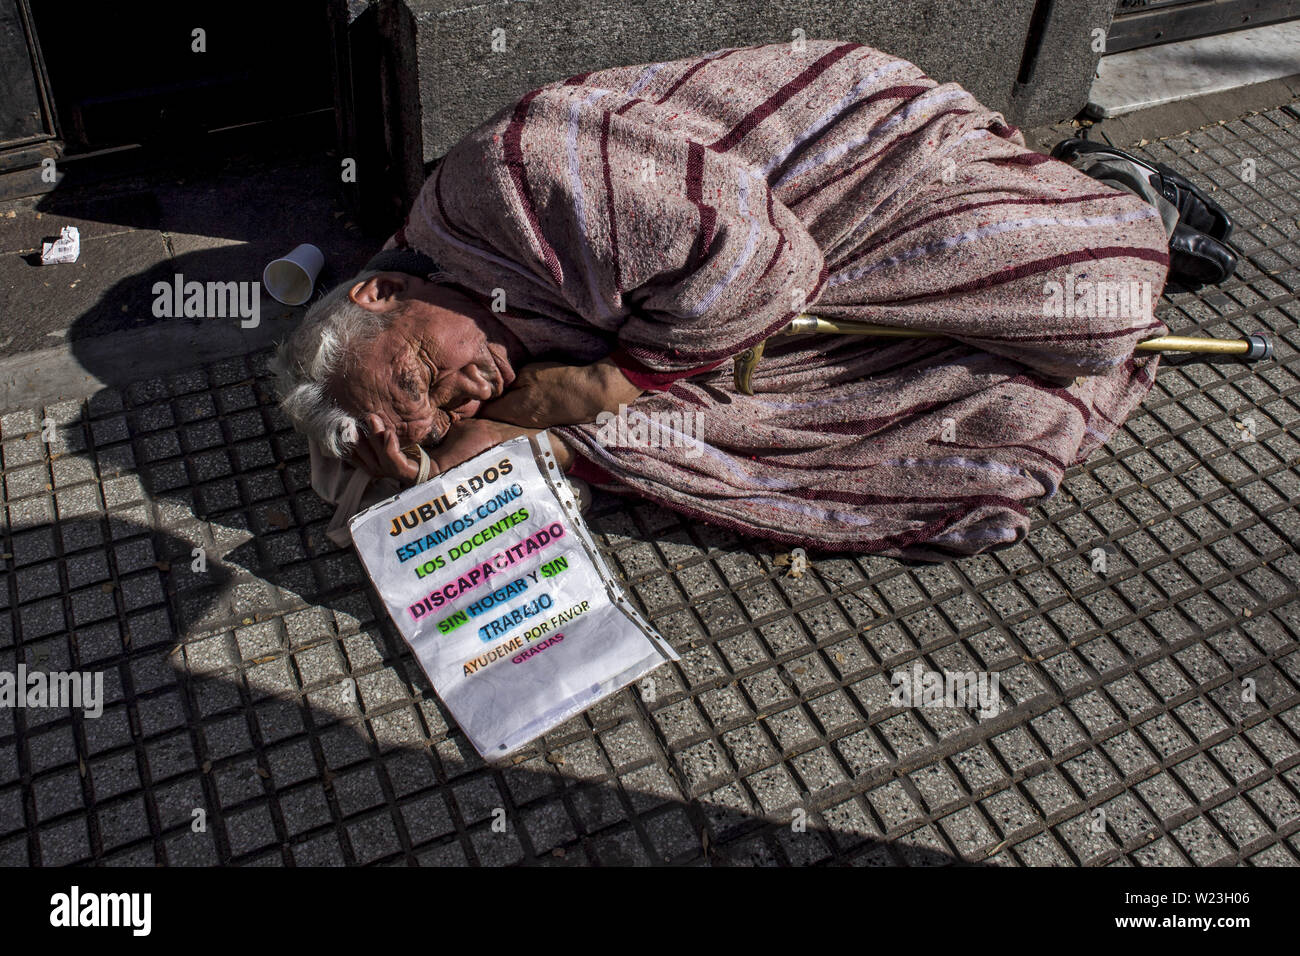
[350,440,381,478]
[349,416,387,478]
[379,428,419,482]
[349,421,418,483]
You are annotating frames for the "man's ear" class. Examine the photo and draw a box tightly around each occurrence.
[349,272,410,313]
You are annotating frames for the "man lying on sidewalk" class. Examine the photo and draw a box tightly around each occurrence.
[273,40,1218,560]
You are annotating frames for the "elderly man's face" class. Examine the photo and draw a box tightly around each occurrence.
[328,273,515,447]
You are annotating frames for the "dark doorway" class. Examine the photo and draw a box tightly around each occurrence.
[0,0,338,201]
[29,0,334,155]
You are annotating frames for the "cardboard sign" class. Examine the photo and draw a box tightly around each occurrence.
[349,433,677,757]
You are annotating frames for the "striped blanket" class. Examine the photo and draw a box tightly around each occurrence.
[391,40,1170,559]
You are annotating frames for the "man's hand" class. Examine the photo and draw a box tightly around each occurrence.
[349,414,419,484]
[349,414,572,485]
[480,356,643,428]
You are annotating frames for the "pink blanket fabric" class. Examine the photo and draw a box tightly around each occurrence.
[391,40,1170,559]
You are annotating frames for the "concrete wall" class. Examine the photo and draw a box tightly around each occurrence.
[1011,0,1119,128]
[354,0,1120,209]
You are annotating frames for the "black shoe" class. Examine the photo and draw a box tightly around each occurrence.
[1050,137,1233,242]
[1169,222,1238,285]
[1051,137,1237,285]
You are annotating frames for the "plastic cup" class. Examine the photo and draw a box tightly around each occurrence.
[263,243,325,306]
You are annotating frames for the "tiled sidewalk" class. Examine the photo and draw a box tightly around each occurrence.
[2,107,1299,866]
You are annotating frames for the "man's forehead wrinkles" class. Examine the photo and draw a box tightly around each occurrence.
[398,324,426,351]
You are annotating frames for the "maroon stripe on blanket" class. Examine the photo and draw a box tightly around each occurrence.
[831,191,1123,272]
[862,83,932,105]
[599,111,623,296]
[566,454,617,487]
[695,205,718,263]
[686,140,705,201]
[682,141,718,267]
[757,235,787,284]
[783,108,972,207]
[1007,373,1092,421]
[755,178,788,283]
[891,246,1169,302]
[814,398,952,435]
[667,384,711,408]
[608,347,726,391]
[923,438,1069,470]
[709,43,862,153]
[1090,402,1126,430]
[991,152,1054,166]
[502,88,565,286]
[655,48,740,104]
[615,97,644,116]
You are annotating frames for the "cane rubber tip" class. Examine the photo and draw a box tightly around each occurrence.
[1245,333,1272,361]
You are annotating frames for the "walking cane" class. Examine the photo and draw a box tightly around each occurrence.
[732,315,1274,395]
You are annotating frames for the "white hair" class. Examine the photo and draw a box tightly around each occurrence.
[270,270,391,459]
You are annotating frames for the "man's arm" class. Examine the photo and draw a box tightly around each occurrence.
[478,356,644,428]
